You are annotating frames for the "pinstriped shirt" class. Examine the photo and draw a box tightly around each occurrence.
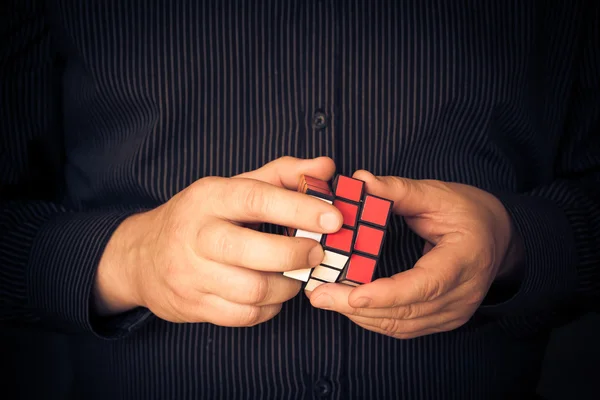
[1,1,599,399]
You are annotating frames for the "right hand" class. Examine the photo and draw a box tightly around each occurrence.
[94,157,343,327]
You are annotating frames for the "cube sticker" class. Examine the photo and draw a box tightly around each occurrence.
[305,278,326,291]
[353,224,385,257]
[333,199,359,228]
[360,194,393,227]
[295,229,323,243]
[282,173,393,287]
[333,175,364,202]
[339,254,378,285]
[321,250,349,270]
[323,227,355,255]
[311,265,341,282]
[283,268,312,282]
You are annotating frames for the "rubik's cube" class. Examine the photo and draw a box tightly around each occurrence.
[283,174,393,291]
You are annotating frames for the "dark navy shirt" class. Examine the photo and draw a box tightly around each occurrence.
[1,1,599,399]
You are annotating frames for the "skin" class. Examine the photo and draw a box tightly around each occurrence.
[95,156,523,337]
[94,156,344,326]
[305,170,524,339]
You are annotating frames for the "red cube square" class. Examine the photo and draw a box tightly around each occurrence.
[323,227,355,255]
[360,194,393,227]
[340,253,377,284]
[353,224,385,257]
[333,175,364,202]
[333,199,359,228]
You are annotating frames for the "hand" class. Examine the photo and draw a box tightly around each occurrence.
[94,156,343,327]
[306,170,524,339]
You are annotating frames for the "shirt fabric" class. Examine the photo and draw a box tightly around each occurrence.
[1,1,599,399]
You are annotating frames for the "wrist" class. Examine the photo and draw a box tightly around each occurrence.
[495,220,525,282]
[93,211,151,316]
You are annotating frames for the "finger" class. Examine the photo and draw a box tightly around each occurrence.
[309,283,453,319]
[346,310,453,336]
[235,156,337,190]
[352,170,452,217]
[199,219,326,271]
[195,259,302,305]
[181,293,283,327]
[345,242,464,307]
[208,178,343,232]
[348,315,465,339]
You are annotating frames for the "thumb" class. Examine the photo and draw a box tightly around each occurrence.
[235,156,337,189]
[352,170,440,216]
[348,237,464,307]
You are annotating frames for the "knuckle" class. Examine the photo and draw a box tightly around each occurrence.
[479,246,496,270]
[289,200,303,223]
[402,319,425,334]
[278,155,294,164]
[195,176,222,192]
[420,277,442,302]
[163,256,182,283]
[240,182,270,217]
[351,307,366,317]
[283,243,304,269]
[466,288,486,306]
[193,176,228,214]
[168,218,190,244]
[394,304,416,320]
[189,176,219,202]
[247,275,270,304]
[379,318,402,336]
[239,305,263,326]
[168,278,190,301]
[211,225,240,261]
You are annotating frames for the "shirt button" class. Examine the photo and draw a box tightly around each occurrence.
[312,110,328,130]
[313,378,333,397]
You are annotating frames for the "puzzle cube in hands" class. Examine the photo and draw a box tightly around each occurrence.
[283,174,393,290]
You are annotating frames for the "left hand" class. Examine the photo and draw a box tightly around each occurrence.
[306,170,524,339]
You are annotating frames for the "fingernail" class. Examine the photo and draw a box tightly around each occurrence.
[353,297,372,308]
[319,212,340,231]
[308,246,324,267]
[313,294,333,308]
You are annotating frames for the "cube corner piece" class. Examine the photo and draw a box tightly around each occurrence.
[337,253,377,286]
[283,268,312,282]
[294,228,323,243]
[301,174,331,191]
[332,174,364,203]
[299,175,334,202]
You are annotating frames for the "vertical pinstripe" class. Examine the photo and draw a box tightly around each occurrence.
[2,1,599,399]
